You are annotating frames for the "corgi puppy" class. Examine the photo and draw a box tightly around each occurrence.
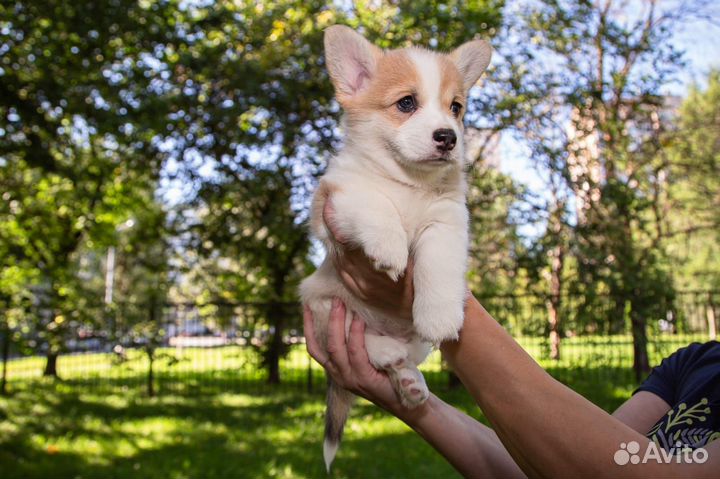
[300,25,492,472]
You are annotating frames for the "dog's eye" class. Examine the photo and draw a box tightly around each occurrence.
[396,96,416,113]
[450,102,463,116]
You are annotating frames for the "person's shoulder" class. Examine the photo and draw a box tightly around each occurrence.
[673,340,720,364]
[665,340,720,387]
[634,340,719,404]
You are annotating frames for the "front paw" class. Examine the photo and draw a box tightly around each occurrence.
[364,235,408,282]
[413,299,464,343]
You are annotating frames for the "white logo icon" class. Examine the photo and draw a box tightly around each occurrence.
[614,441,641,465]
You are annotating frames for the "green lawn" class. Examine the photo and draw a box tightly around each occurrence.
[0,333,709,478]
[1,379,483,479]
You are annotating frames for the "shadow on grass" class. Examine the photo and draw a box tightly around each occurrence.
[3,378,456,479]
[1,380,331,478]
[0,364,640,479]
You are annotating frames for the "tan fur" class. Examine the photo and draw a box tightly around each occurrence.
[344,50,420,124]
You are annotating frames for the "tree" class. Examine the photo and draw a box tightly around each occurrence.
[495,0,713,378]
[665,70,720,292]
[0,0,172,376]
[111,198,172,397]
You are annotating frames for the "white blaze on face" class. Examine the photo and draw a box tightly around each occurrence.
[392,49,464,166]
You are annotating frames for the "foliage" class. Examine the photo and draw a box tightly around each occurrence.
[0,0,176,375]
[664,70,720,291]
[1,0,718,384]
[466,162,526,296]
[488,0,716,374]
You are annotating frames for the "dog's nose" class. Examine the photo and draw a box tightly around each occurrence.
[433,129,457,151]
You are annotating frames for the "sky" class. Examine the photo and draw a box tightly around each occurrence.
[672,16,720,92]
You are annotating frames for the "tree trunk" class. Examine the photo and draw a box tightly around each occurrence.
[146,299,157,397]
[1,324,9,396]
[546,247,563,361]
[630,308,650,382]
[548,319,561,361]
[266,302,284,385]
[546,292,561,360]
[545,205,565,360]
[43,351,59,377]
[707,294,717,340]
[146,348,155,397]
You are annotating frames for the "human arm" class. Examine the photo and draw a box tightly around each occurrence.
[441,295,720,478]
[612,391,670,434]
[313,200,719,477]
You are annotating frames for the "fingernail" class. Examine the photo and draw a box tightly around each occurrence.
[331,297,341,310]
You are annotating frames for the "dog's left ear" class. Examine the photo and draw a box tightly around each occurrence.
[450,40,492,91]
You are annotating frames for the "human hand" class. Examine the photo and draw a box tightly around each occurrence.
[303,298,414,416]
[323,200,414,321]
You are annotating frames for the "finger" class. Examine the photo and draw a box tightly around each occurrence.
[337,267,367,301]
[326,298,352,377]
[345,245,379,276]
[403,256,415,296]
[346,314,373,374]
[303,305,329,365]
[323,199,346,244]
[330,239,366,295]
[404,256,415,283]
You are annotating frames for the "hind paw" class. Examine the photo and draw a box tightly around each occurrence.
[395,368,429,408]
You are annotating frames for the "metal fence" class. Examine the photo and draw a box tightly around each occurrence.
[2,291,717,396]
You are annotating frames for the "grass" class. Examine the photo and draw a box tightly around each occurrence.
[0,332,710,478]
[1,379,479,479]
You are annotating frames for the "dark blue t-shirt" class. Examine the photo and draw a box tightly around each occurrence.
[635,341,720,451]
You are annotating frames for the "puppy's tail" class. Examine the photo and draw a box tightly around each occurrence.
[323,378,355,473]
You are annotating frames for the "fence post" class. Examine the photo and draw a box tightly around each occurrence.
[1,319,9,396]
[708,293,717,340]
[307,351,313,393]
[146,299,156,397]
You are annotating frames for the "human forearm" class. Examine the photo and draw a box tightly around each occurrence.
[441,295,714,478]
[393,393,525,479]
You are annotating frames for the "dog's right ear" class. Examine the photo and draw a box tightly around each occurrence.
[324,25,382,104]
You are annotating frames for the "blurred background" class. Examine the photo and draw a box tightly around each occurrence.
[1,0,719,477]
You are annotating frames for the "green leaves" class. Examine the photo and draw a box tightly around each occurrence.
[0,0,176,362]
[663,70,720,290]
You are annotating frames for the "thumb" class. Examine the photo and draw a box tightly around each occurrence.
[323,198,347,244]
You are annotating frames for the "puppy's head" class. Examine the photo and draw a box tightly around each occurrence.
[324,25,492,171]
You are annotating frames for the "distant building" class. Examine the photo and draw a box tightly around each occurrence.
[566,95,681,224]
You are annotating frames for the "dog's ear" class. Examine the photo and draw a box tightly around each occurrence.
[324,25,382,103]
[450,40,492,91]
